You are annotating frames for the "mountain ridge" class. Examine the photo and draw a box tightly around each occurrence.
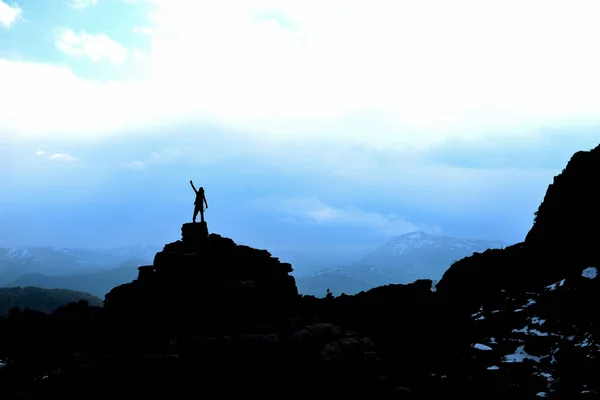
[5,264,140,298]
[296,230,506,296]
[0,245,161,284]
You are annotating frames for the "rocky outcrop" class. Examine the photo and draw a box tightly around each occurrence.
[104,222,299,333]
[525,145,600,267]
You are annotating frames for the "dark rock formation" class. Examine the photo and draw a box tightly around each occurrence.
[104,222,299,335]
[437,144,600,309]
[526,144,600,262]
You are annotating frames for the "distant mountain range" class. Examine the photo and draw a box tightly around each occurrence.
[6,264,141,298]
[1,233,505,300]
[295,231,506,297]
[0,245,161,288]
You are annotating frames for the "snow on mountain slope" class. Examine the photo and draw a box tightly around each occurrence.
[384,231,504,254]
[296,232,506,297]
[6,248,31,260]
[357,231,505,280]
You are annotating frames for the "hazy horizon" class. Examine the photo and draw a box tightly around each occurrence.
[2,0,600,260]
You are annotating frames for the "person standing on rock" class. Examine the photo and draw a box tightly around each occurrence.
[190,180,208,223]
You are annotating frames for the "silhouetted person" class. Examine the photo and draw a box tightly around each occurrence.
[190,180,208,223]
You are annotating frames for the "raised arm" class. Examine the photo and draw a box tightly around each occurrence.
[189,180,197,193]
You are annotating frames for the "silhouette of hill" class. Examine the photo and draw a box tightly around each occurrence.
[1,145,600,399]
[6,263,139,298]
[0,287,102,316]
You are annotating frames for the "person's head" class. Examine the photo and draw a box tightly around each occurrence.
[199,187,204,192]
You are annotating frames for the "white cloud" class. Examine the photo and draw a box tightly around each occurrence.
[0,1,21,29]
[55,28,128,65]
[67,0,145,9]
[132,26,158,35]
[2,0,600,153]
[268,197,441,236]
[124,160,146,169]
[34,150,76,162]
[134,0,600,147]
[132,49,146,60]
[49,153,76,161]
[67,0,97,10]
[122,148,184,169]
[123,149,182,169]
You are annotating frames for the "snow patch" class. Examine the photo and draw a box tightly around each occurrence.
[535,371,554,382]
[487,365,499,370]
[473,343,492,351]
[471,309,485,321]
[512,326,548,337]
[503,346,541,363]
[52,247,73,255]
[575,334,593,348]
[582,267,597,279]
[536,392,547,398]
[6,248,30,259]
[524,299,536,308]
[530,317,546,326]
[530,329,548,337]
[545,279,566,291]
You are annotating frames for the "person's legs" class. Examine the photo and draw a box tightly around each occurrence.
[193,206,200,223]
[200,207,205,223]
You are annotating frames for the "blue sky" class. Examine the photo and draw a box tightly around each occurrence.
[1,0,600,266]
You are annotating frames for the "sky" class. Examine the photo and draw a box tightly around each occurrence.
[1,0,600,265]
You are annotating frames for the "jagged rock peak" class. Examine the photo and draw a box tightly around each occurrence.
[437,144,600,304]
[525,143,600,259]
